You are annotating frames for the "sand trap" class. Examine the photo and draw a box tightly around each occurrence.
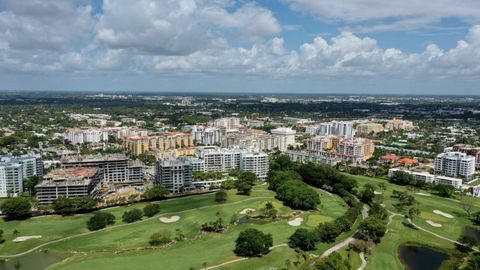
[159,216,180,223]
[288,217,303,226]
[416,192,431,196]
[13,235,42,243]
[240,208,255,214]
[433,210,454,219]
[426,220,442,227]
[374,191,382,195]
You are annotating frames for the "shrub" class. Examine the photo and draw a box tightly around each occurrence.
[86,212,116,231]
[122,209,143,223]
[143,204,161,217]
[149,230,172,246]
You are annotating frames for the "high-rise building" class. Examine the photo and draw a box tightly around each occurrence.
[337,138,375,163]
[60,154,143,186]
[0,158,23,198]
[356,123,384,135]
[196,147,269,179]
[155,157,193,193]
[214,117,240,130]
[0,154,44,197]
[270,127,296,150]
[306,121,354,138]
[434,152,475,180]
[239,152,269,179]
[35,167,103,204]
[64,128,108,145]
[191,126,223,145]
[452,144,480,170]
[124,132,194,156]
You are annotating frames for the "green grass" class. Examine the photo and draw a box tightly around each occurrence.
[348,174,480,270]
[0,183,349,270]
[217,246,297,270]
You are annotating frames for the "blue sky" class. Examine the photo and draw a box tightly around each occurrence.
[0,0,480,95]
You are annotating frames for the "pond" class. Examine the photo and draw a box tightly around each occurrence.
[0,251,70,270]
[462,226,480,243]
[398,245,449,270]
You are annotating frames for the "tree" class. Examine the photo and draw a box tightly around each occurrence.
[463,253,480,270]
[288,228,318,251]
[143,204,161,217]
[175,228,186,242]
[267,170,302,191]
[407,207,421,220]
[234,171,257,195]
[215,190,228,203]
[472,211,480,225]
[122,209,143,223]
[0,196,31,220]
[234,229,273,257]
[276,180,320,210]
[359,184,376,204]
[378,183,387,191]
[143,185,170,200]
[314,252,350,270]
[259,202,277,219]
[0,229,4,244]
[457,235,477,253]
[138,153,156,166]
[390,171,415,186]
[86,212,116,231]
[220,179,235,190]
[24,176,40,195]
[316,222,341,243]
[53,196,98,215]
[359,216,387,243]
[149,230,172,246]
[460,197,476,217]
[433,184,455,198]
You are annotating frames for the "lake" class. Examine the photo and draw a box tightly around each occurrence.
[0,251,70,270]
[398,245,449,270]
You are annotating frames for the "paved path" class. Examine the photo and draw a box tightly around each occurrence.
[407,218,479,252]
[0,196,273,258]
[356,252,367,270]
[203,244,288,270]
[319,205,369,259]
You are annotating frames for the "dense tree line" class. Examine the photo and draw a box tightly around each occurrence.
[53,196,99,215]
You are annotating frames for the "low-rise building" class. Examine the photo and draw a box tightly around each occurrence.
[61,154,143,186]
[35,167,103,204]
[64,128,108,145]
[388,168,462,188]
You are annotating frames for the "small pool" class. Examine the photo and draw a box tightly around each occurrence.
[398,245,449,270]
[0,251,70,270]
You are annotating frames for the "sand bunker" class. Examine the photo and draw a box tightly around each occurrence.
[240,208,255,214]
[159,216,180,223]
[416,192,431,196]
[426,220,442,227]
[433,210,454,219]
[374,191,382,195]
[13,235,42,243]
[288,217,303,226]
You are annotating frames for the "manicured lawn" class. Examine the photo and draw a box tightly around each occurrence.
[0,183,350,270]
[218,246,297,270]
[347,174,480,270]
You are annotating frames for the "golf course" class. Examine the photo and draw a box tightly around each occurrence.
[0,174,479,270]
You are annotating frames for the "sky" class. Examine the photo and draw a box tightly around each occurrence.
[0,0,480,95]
